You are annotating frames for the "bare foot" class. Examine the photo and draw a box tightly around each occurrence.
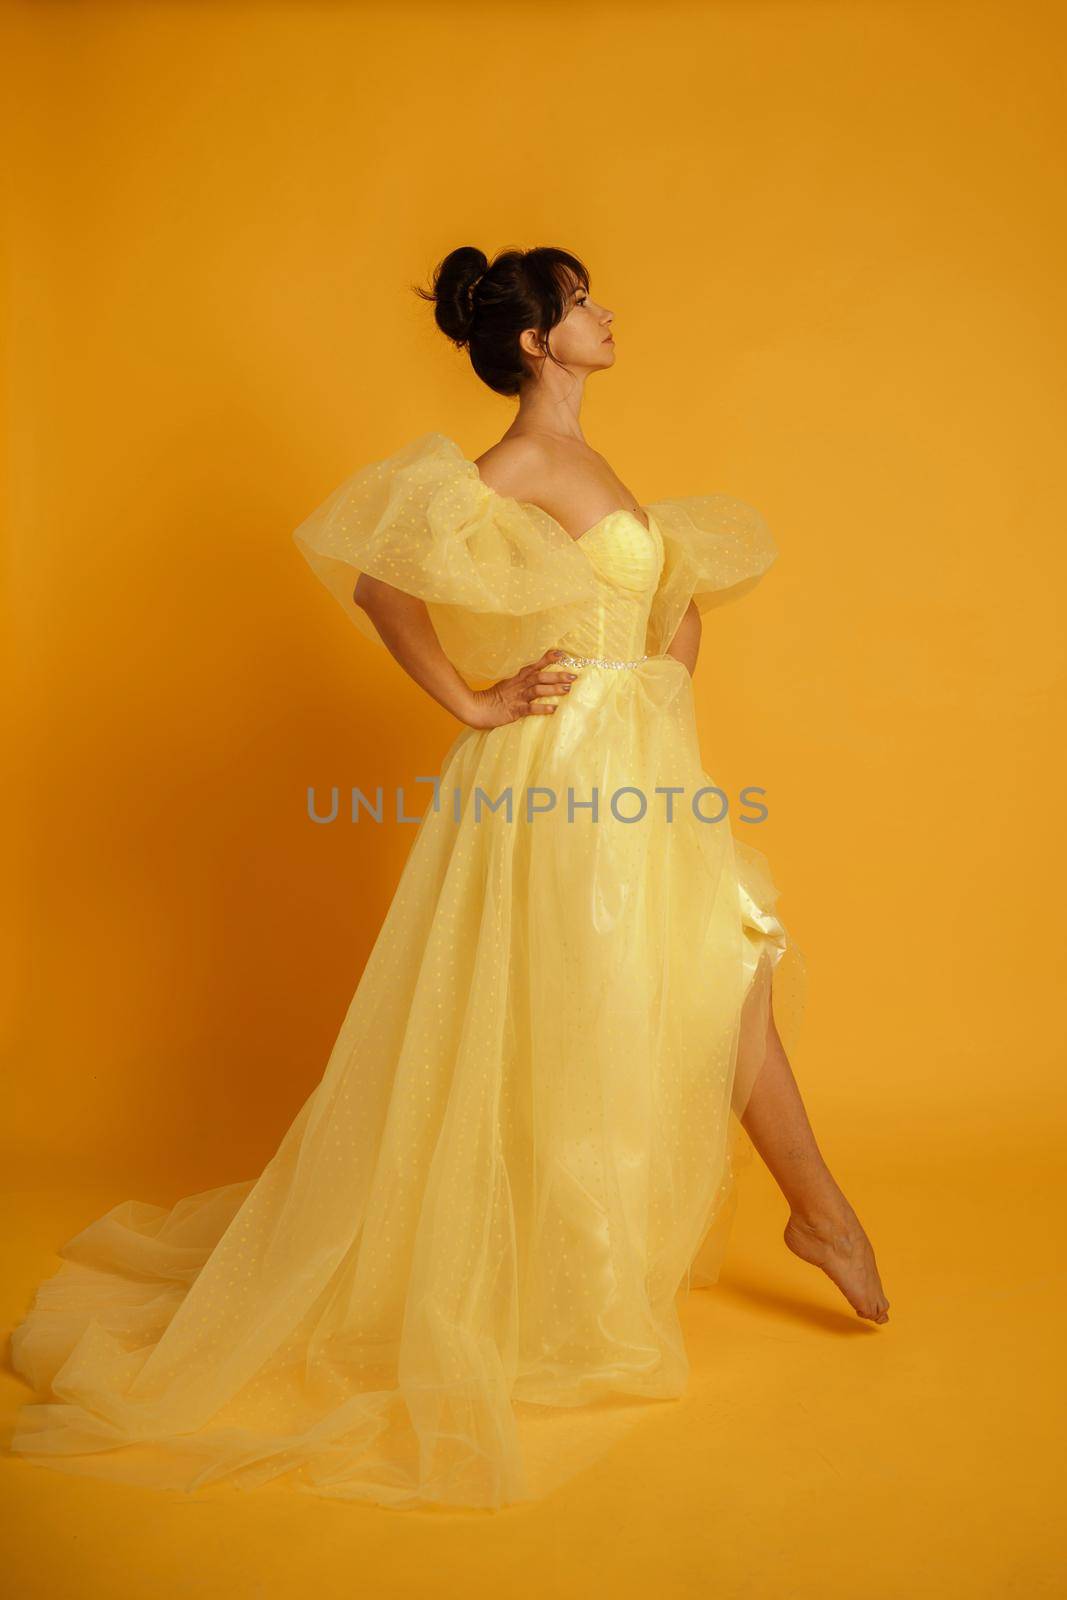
[783,1202,890,1324]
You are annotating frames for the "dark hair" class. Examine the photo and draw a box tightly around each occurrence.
[412,245,591,396]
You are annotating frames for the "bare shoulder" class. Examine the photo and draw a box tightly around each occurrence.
[473,435,555,501]
[471,432,637,540]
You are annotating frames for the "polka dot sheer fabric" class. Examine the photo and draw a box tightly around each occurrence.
[10,433,805,1509]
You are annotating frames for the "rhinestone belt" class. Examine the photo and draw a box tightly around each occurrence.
[554,651,650,670]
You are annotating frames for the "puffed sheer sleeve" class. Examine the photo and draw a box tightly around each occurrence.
[292,432,600,683]
[643,493,778,656]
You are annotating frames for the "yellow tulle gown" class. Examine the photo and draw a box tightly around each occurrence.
[10,433,805,1510]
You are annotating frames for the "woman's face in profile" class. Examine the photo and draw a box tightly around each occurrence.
[533,273,615,373]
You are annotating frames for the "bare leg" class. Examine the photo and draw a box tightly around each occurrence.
[740,995,890,1325]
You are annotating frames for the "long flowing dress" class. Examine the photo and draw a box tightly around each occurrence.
[9,432,806,1510]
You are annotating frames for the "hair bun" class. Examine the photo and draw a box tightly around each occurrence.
[423,246,488,347]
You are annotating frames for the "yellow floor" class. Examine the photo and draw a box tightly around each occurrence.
[2,1111,1060,1600]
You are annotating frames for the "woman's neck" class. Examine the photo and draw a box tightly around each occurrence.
[507,379,588,444]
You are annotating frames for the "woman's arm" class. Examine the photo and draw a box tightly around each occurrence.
[665,599,701,676]
[354,573,578,728]
[354,573,480,722]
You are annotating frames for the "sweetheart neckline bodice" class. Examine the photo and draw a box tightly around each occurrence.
[558,504,656,546]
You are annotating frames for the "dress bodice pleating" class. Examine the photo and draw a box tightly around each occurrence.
[548,508,664,663]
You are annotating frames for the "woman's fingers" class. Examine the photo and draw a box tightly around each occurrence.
[526,650,572,678]
[530,670,577,693]
[518,682,559,716]
[490,655,579,721]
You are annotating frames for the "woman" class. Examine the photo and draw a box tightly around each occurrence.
[10,245,888,1512]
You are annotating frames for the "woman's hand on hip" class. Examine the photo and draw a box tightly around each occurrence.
[463,650,579,729]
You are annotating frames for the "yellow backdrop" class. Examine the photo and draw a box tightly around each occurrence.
[3,1,1063,1595]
